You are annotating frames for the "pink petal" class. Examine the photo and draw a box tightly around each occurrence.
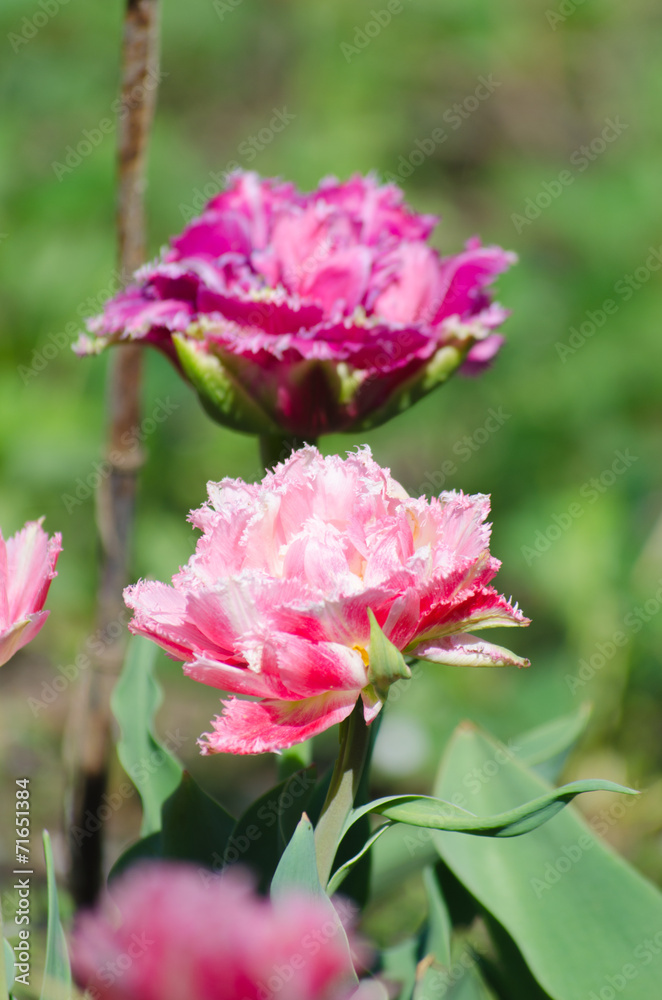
[4,521,61,623]
[0,612,49,668]
[200,691,359,754]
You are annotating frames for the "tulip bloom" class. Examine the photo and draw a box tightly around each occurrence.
[0,519,61,667]
[71,863,361,1000]
[78,172,515,438]
[125,447,528,755]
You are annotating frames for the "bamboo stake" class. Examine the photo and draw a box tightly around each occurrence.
[67,0,161,908]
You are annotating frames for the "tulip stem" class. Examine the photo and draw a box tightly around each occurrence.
[314,701,372,889]
[259,434,317,471]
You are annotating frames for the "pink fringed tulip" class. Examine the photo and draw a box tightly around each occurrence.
[124,447,529,755]
[78,171,515,437]
[0,519,61,667]
[71,863,362,1000]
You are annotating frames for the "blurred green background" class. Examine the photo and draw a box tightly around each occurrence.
[1,0,661,924]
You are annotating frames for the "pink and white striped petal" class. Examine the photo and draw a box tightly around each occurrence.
[200,690,359,755]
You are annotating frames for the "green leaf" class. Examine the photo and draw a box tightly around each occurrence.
[367,609,411,698]
[271,816,359,986]
[160,771,236,870]
[432,722,662,999]
[278,740,313,780]
[0,886,12,999]
[40,831,71,1000]
[379,938,419,1000]
[110,772,236,881]
[344,777,635,839]
[111,636,183,836]
[2,940,13,997]
[271,814,324,899]
[421,866,452,969]
[108,831,162,883]
[414,872,499,999]
[327,822,393,896]
[229,767,317,891]
[514,703,592,781]
[0,889,11,1000]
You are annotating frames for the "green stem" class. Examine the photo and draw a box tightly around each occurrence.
[259,433,317,471]
[314,701,372,888]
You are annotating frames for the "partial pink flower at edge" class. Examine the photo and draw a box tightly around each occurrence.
[123,446,529,756]
[71,862,364,1000]
[0,519,62,667]
[77,171,516,438]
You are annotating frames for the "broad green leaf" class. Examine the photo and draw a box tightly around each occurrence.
[111,636,183,836]
[514,703,592,781]
[271,816,359,985]
[271,814,324,899]
[40,831,71,1000]
[344,778,635,839]
[160,772,236,870]
[432,722,662,1000]
[479,915,554,999]
[367,609,411,697]
[108,830,162,883]
[229,767,317,891]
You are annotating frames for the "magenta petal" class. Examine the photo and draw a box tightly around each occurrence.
[433,244,517,323]
[80,171,516,435]
[200,691,359,754]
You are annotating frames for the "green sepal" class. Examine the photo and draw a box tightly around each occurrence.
[173,333,279,434]
[367,609,411,699]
